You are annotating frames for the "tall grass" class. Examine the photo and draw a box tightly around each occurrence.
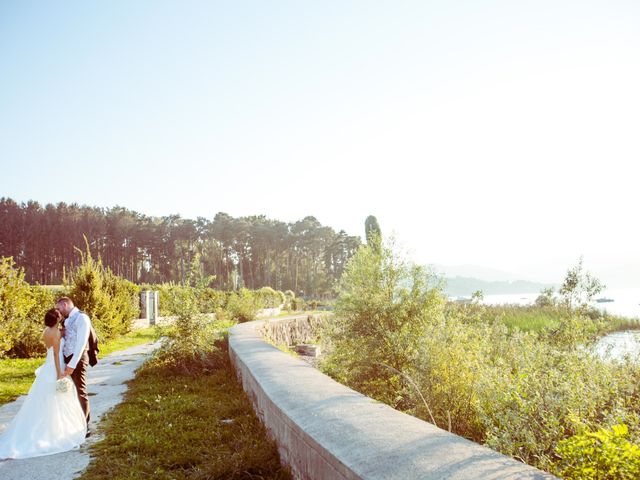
[476,304,562,333]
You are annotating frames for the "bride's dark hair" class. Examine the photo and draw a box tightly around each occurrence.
[44,308,62,327]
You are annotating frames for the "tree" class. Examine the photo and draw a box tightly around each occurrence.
[0,197,361,295]
[559,257,604,309]
[535,287,556,307]
[364,215,381,250]
[323,237,445,407]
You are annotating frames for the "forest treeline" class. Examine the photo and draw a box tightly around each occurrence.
[0,197,361,297]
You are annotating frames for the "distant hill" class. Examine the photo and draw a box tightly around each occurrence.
[432,264,521,282]
[443,276,556,297]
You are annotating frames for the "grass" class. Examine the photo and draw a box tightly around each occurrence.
[98,327,161,357]
[0,327,161,406]
[78,334,291,480]
[476,304,640,335]
[607,314,640,332]
[0,357,45,405]
[482,305,561,333]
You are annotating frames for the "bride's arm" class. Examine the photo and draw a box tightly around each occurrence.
[53,331,63,379]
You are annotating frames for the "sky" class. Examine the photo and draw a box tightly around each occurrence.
[1,1,639,286]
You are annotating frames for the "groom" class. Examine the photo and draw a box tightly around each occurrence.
[56,297,92,437]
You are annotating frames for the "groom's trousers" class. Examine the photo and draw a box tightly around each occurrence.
[64,351,90,427]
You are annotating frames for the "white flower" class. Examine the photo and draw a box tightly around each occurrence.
[56,377,73,394]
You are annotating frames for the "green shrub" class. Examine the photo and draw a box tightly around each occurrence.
[255,286,282,309]
[149,287,225,376]
[0,258,57,358]
[284,290,295,310]
[197,287,226,313]
[68,244,139,340]
[321,239,445,408]
[151,282,185,316]
[150,283,228,315]
[555,424,640,479]
[0,257,34,357]
[226,288,259,323]
[8,285,56,358]
[291,296,306,311]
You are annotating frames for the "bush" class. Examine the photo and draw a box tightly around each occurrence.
[291,296,306,311]
[255,286,283,309]
[0,258,57,358]
[149,283,229,315]
[149,287,225,377]
[151,283,186,317]
[321,238,445,407]
[8,285,56,358]
[226,288,259,323]
[68,244,140,340]
[197,287,226,313]
[283,290,295,310]
[0,257,33,356]
[555,424,640,479]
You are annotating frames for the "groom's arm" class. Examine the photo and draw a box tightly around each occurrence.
[65,313,91,372]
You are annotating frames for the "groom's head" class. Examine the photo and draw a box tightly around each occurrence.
[55,297,74,318]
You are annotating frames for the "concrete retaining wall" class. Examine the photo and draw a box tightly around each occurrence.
[229,316,555,480]
[260,313,327,346]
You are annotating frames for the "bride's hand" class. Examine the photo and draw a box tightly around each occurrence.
[57,373,64,380]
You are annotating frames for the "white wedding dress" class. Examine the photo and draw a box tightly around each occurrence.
[0,339,87,459]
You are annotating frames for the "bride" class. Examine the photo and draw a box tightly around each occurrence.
[0,308,87,459]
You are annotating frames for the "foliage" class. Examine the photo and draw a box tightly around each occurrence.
[0,197,360,297]
[0,257,34,356]
[470,289,484,303]
[364,215,382,251]
[152,283,227,316]
[67,241,140,340]
[225,288,260,323]
[153,283,185,317]
[321,238,445,407]
[0,257,56,358]
[555,424,640,479]
[9,285,56,358]
[535,286,556,307]
[559,257,605,309]
[291,296,306,311]
[474,303,564,333]
[255,286,285,309]
[283,289,295,309]
[321,243,640,476]
[197,287,227,313]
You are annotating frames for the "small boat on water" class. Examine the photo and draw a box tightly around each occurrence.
[595,297,614,303]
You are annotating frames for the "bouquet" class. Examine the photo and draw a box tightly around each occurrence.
[56,376,73,394]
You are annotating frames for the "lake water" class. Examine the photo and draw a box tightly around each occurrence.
[594,330,640,361]
[465,287,640,361]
